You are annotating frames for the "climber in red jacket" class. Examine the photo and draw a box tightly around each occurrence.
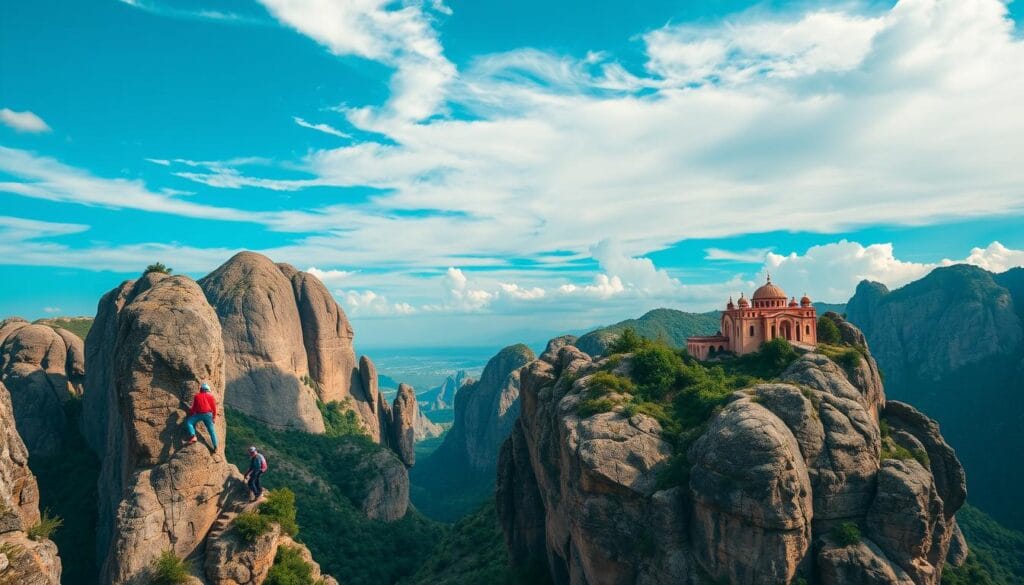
[184,382,218,451]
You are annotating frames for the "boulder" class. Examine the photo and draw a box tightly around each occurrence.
[205,519,281,585]
[0,381,62,585]
[199,252,325,433]
[689,397,812,584]
[358,356,383,442]
[0,323,78,456]
[818,537,916,585]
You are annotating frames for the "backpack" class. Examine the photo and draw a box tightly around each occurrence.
[259,453,268,473]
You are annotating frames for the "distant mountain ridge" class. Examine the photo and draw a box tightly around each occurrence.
[576,303,847,356]
[846,264,1024,530]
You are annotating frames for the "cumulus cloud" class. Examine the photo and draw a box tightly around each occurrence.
[306,267,355,284]
[762,239,1024,302]
[0,108,51,133]
[338,289,416,316]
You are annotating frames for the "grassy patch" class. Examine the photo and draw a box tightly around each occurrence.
[234,511,272,542]
[318,399,368,438]
[150,550,191,585]
[831,522,861,547]
[26,510,62,541]
[266,545,321,585]
[260,489,299,536]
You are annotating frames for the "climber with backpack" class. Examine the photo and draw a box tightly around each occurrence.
[183,381,218,451]
[244,445,268,501]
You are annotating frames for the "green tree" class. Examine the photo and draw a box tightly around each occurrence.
[608,327,647,354]
[144,262,173,275]
[817,315,841,344]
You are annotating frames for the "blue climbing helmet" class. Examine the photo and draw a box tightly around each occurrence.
[200,383,211,392]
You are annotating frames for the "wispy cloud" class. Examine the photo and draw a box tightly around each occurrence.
[117,0,266,25]
[293,116,350,138]
[0,108,51,133]
[705,247,773,263]
[256,0,456,123]
[0,147,269,224]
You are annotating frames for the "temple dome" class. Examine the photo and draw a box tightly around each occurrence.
[800,293,812,307]
[737,294,749,307]
[752,276,787,300]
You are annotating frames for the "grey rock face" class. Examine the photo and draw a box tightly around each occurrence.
[96,275,238,585]
[0,321,84,456]
[199,252,324,433]
[390,383,417,467]
[0,381,62,585]
[430,343,537,480]
[499,316,967,585]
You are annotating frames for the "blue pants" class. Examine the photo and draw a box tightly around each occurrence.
[186,412,218,449]
[247,471,263,498]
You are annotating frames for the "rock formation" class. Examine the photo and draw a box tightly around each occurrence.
[428,343,536,475]
[391,384,418,467]
[846,264,1024,529]
[0,381,62,585]
[498,317,967,585]
[198,252,388,440]
[198,253,325,434]
[0,317,86,456]
[418,370,471,411]
[85,272,336,584]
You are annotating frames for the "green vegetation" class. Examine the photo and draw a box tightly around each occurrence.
[28,397,100,585]
[817,343,863,372]
[150,550,191,585]
[817,315,842,344]
[879,420,930,466]
[579,333,801,490]
[226,409,443,585]
[144,262,173,275]
[403,501,551,585]
[945,504,1024,584]
[33,316,93,340]
[234,511,272,542]
[413,433,447,459]
[261,489,299,536]
[831,522,861,547]
[317,400,367,438]
[266,545,323,585]
[578,308,720,355]
[27,510,63,541]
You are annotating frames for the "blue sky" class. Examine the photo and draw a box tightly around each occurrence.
[2,0,1023,348]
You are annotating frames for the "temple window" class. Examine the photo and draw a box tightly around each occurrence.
[749,325,754,336]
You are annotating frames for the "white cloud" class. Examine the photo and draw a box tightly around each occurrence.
[762,239,1024,302]
[0,147,270,224]
[306,267,355,284]
[955,241,1024,274]
[257,0,455,123]
[705,247,773,263]
[192,0,1024,273]
[0,108,51,133]
[117,0,262,24]
[338,289,416,317]
[42,307,61,314]
[293,116,350,138]
[145,158,171,166]
[644,10,884,84]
